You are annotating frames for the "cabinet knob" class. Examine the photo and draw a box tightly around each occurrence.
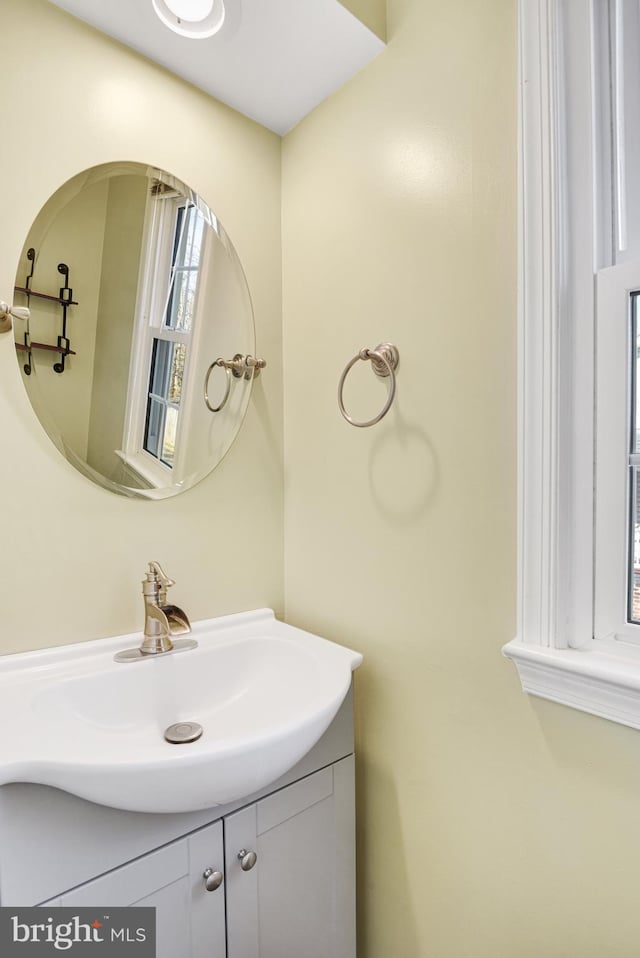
[237,848,257,871]
[203,867,224,891]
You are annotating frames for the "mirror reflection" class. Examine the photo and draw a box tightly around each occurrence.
[14,162,255,499]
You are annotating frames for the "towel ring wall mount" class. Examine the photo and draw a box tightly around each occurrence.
[338,342,399,428]
[204,354,266,413]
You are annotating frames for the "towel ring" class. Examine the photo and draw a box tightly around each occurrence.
[338,343,399,428]
[204,359,231,412]
[204,354,268,412]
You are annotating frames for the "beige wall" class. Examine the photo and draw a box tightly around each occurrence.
[17,179,108,461]
[87,174,148,480]
[283,1,640,956]
[0,0,283,652]
[338,0,386,40]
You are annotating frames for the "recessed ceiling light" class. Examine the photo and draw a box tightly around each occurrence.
[151,0,226,39]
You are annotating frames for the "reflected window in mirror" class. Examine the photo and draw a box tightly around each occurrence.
[121,186,215,488]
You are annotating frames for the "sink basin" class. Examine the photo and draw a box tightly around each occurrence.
[0,610,362,813]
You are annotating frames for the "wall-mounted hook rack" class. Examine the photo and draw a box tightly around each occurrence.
[14,248,78,373]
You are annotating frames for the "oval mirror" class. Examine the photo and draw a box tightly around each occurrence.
[13,162,257,499]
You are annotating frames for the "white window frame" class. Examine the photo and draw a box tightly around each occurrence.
[119,189,205,489]
[503,0,640,729]
[594,262,640,646]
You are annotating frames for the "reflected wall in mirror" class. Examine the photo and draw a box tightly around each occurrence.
[13,162,256,499]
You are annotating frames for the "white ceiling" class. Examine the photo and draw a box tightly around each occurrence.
[47,0,384,135]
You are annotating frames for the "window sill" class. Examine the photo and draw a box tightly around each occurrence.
[114,449,166,490]
[503,638,640,730]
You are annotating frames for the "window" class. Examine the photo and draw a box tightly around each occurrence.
[592,0,640,648]
[503,0,640,730]
[120,183,207,487]
[144,337,185,468]
[630,297,640,623]
[594,263,640,647]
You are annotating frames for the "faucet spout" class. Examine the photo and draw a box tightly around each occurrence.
[140,561,192,654]
[161,603,191,636]
[114,562,197,663]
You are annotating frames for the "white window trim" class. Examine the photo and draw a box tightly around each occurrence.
[502,0,640,729]
[594,261,640,645]
[120,190,205,488]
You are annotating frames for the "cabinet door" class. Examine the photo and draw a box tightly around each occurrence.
[59,819,226,958]
[225,756,356,958]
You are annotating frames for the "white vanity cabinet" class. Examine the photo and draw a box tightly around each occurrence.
[44,759,355,958]
[0,690,357,958]
[224,757,355,958]
[54,821,226,957]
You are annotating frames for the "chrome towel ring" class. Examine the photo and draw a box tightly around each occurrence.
[204,359,231,412]
[204,354,267,413]
[338,343,399,428]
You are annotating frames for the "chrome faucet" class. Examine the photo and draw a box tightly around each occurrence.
[142,561,191,653]
[114,561,197,663]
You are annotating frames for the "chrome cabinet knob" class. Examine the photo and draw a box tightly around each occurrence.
[203,867,223,891]
[237,848,257,871]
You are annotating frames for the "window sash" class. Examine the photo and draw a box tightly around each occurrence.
[121,188,206,485]
[594,261,640,644]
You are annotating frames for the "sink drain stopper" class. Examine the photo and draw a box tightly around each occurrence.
[164,721,203,744]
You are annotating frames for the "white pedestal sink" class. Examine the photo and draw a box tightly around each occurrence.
[0,610,362,813]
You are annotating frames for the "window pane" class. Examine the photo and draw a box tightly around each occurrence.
[150,338,171,398]
[630,467,640,624]
[144,398,164,460]
[165,204,204,332]
[169,343,186,403]
[176,205,204,270]
[144,340,186,467]
[635,292,640,454]
[162,406,178,466]
[630,294,640,622]
[166,268,198,332]
[149,340,186,402]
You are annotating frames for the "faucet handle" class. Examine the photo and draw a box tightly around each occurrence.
[143,561,175,604]
[147,561,175,589]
